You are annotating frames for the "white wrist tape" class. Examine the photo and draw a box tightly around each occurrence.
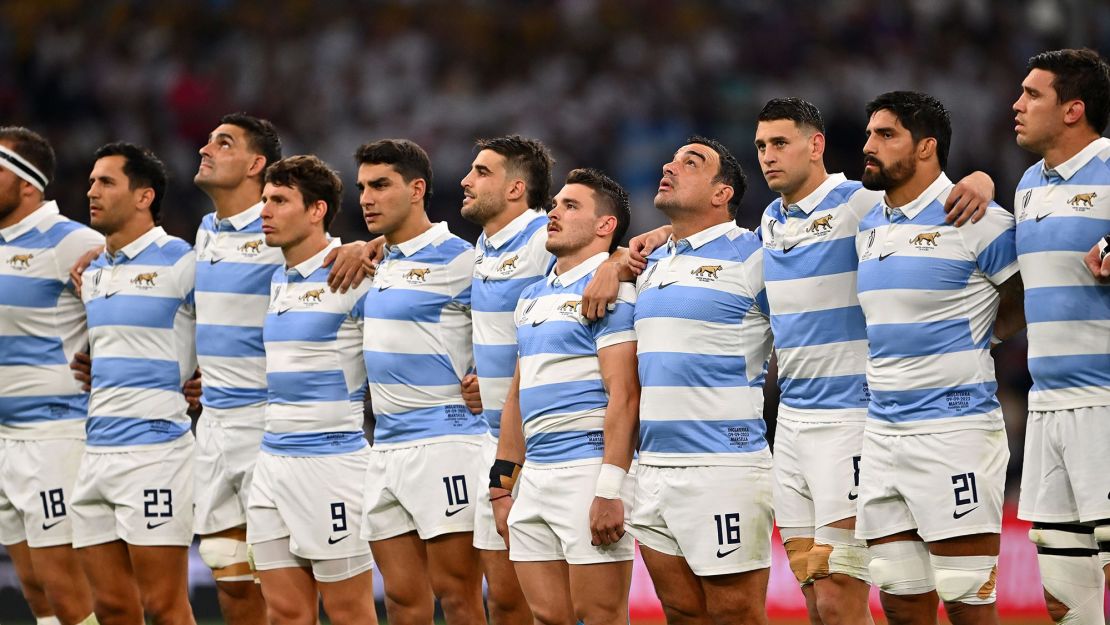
[594,463,626,499]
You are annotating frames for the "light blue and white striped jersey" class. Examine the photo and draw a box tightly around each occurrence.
[856,173,1018,435]
[634,221,772,467]
[0,202,102,439]
[471,209,553,437]
[514,252,636,467]
[194,203,284,418]
[1015,137,1110,411]
[80,226,197,450]
[363,222,485,449]
[762,174,878,422]
[262,239,370,457]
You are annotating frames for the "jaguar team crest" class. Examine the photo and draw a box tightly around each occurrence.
[806,214,834,233]
[1067,192,1097,208]
[403,268,431,283]
[497,255,519,274]
[909,232,942,248]
[7,253,33,269]
[299,288,324,304]
[691,264,723,281]
[131,272,158,288]
[238,239,264,255]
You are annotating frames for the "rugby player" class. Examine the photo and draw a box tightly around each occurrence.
[73,143,197,625]
[0,127,99,625]
[491,167,638,625]
[1011,48,1110,624]
[355,139,487,625]
[249,155,377,625]
[460,135,555,625]
[854,91,1023,624]
[191,113,283,625]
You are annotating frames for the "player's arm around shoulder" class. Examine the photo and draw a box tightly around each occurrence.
[944,170,996,226]
[1085,234,1110,282]
[959,202,1025,340]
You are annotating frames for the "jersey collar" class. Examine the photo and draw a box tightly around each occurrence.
[1045,136,1110,181]
[547,251,609,288]
[388,221,448,258]
[0,201,59,242]
[217,201,263,231]
[288,238,341,278]
[788,173,848,216]
[883,173,951,221]
[485,209,545,250]
[110,226,166,263]
[668,220,736,253]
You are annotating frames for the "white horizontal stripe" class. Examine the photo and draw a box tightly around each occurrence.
[195,292,270,325]
[640,385,765,421]
[765,270,860,315]
[1018,250,1103,290]
[197,355,267,389]
[477,376,511,411]
[867,350,996,392]
[519,353,601,391]
[89,326,180,361]
[1026,320,1110,358]
[596,329,636,350]
[368,383,464,414]
[264,341,356,373]
[776,340,869,380]
[363,318,466,355]
[524,412,605,437]
[1028,386,1110,411]
[473,310,518,346]
[0,364,84,397]
[88,387,186,419]
[857,284,998,326]
[266,400,362,434]
[635,317,739,356]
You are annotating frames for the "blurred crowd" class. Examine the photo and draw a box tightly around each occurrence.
[2,0,1108,493]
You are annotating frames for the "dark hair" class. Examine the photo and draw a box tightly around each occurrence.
[685,135,747,219]
[758,98,825,133]
[354,139,433,207]
[475,135,554,210]
[0,126,56,187]
[264,155,343,230]
[220,112,283,171]
[865,91,952,169]
[564,168,630,253]
[1028,48,1110,134]
[93,142,168,224]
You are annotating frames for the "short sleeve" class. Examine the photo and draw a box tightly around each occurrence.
[593,282,637,349]
[959,203,1018,285]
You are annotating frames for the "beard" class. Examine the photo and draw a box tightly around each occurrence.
[0,179,23,223]
[461,194,505,226]
[861,154,916,191]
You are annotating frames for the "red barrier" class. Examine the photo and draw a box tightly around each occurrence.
[629,507,1056,619]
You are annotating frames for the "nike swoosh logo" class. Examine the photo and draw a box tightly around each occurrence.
[658,281,680,289]
[41,519,64,530]
[445,506,469,517]
[276,308,292,315]
[848,491,858,501]
[782,242,799,253]
[209,258,223,264]
[878,252,896,261]
[716,546,741,558]
[378,285,392,291]
[531,320,546,327]
[327,534,350,545]
[952,506,979,519]
[146,520,170,530]
[1035,213,1052,222]
[104,291,121,298]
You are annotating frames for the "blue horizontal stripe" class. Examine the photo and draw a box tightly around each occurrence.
[201,386,267,409]
[866,320,984,359]
[525,430,605,464]
[1018,160,1110,188]
[1016,216,1109,254]
[0,395,87,424]
[471,275,548,313]
[639,418,768,455]
[976,230,1018,278]
[195,261,279,295]
[364,351,460,386]
[1028,353,1110,391]
[132,238,193,265]
[691,233,762,263]
[398,237,472,264]
[373,404,488,444]
[519,379,608,423]
[778,373,870,411]
[517,321,596,358]
[86,295,183,329]
[362,289,453,323]
[858,256,975,292]
[0,275,64,308]
[477,216,548,254]
[764,236,859,281]
[868,383,999,424]
[473,343,519,379]
[260,431,367,456]
[197,324,265,358]
[86,416,189,446]
[41,220,93,246]
[771,306,868,349]
[638,352,748,388]
[263,311,345,342]
[1025,286,1110,323]
[0,335,67,366]
[635,285,754,324]
[92,357,181,391]
[267,370,351,403]
[483,408,503,437]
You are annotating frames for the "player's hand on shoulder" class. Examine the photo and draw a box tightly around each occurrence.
[589,496,625,546]
[582,259,623,321]
[944,171,994,226]
[324,237,385,293]
[629,225,672,268]
[70,245,104,292]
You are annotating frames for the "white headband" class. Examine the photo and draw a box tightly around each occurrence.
[0,144,47,192]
